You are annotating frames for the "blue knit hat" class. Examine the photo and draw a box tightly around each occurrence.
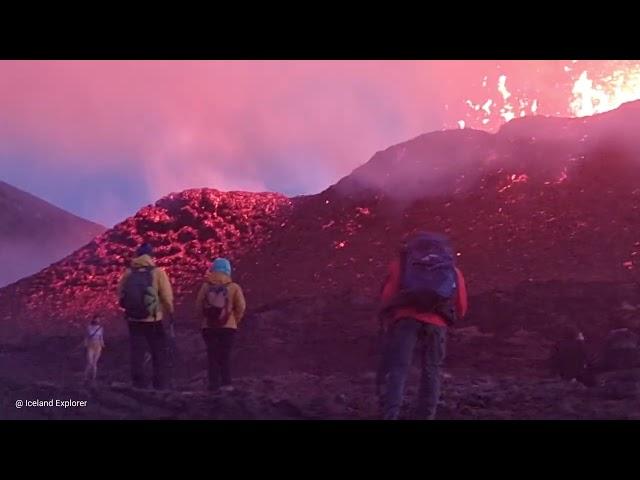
[210,257,231,276]
[136,243,154,257]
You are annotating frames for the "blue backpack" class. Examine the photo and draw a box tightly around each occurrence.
[394,232,458,322]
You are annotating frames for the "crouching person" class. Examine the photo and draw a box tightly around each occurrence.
[196,258,246,392]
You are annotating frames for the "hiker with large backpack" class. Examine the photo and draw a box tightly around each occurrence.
[378,231,468,420]
[195,258,246,392]
[117,243,174,390]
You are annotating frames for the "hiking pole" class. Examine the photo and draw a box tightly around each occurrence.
[166,313,179,370]
[375,310,389,405]
[167,313,176,340]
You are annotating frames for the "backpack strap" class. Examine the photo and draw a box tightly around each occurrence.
[87,326,103,339]
[132,265,155,272]
[210,281,232,292]
[135,266,158,320]
[133,266,157,319]
[214,282,234,295]
[221,282,233,302]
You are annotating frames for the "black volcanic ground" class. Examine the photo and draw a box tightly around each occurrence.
[2,103,640,419]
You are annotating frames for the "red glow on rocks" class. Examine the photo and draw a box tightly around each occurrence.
[556,168,569,184]
[499,173,529,193]
[5,103,640,334]
[4,188,291,324]
[322,220,336,230]
[511,174,529,183]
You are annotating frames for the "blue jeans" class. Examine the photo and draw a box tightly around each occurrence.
[379,317,447,420]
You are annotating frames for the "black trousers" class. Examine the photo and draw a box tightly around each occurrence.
[128,321,168,390]
[201,327,236,390]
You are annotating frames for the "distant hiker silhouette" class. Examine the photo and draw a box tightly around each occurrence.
[377,232,468,420]
[84,315,105,384]
[118,242,174,390]
[195,258,246,392]
[549,325,592,385]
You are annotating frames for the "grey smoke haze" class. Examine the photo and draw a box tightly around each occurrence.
[334,100,640,202]
[1,60,619,225]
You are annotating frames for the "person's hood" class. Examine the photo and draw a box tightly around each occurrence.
[205,271,232,285]
[130,254,156,268]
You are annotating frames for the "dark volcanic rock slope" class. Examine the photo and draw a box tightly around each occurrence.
[238,104,640,306]
[0,181,105,288]
[2,102,640,338]
[0,189,291,337]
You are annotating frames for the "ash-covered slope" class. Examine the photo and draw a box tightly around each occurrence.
[3,101,640,336]
[239,102,640,306]
[0,181,105,288]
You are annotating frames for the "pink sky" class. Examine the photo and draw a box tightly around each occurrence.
[0,60,626,225]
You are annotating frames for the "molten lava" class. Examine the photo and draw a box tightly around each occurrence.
[460,61,640,130]
[570,66,640,117]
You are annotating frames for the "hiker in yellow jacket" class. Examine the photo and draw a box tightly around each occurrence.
[117,243,174,390]
[196,257,246,392]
